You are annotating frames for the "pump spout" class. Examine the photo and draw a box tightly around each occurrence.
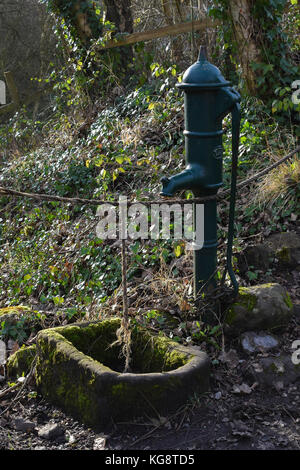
[160,167,203,197]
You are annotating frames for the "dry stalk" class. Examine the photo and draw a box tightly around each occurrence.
[110,239,132,372]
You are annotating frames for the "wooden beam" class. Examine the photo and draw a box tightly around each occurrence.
[101,18,219,49]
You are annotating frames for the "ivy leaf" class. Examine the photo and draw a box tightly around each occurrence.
[115,156,123,164]
[174,244,182,258]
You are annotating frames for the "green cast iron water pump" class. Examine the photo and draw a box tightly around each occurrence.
[160,46,241,299]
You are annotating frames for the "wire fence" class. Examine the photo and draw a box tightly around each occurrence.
[0,144,299,330]
[0,145,299,207]
[0,144,298,372]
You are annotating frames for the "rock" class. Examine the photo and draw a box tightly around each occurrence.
[37,423,65,441]
[6,344,36,378]
[249,354,300,389]
[218,349,240,368]
[237,244,273,274]
[34,318,210,427]
[225,283,293,335]
[232,383,252,394]
[238,232,300,273]
[66,432,76,445]
[231,419,252,437]
[13,418,36,433]
[0,306,32,325]
[266,231,300,269]
[241,331,279,354]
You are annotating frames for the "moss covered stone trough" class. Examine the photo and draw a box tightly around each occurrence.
[24,318,209,428]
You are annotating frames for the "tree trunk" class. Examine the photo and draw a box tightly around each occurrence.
[228,0,262,95]
[104,0,133,34]
[51,0,102,45]
[103,0,134,75]
[160,0,187,64]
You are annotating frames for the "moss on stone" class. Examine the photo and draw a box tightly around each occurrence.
[0,306,31,318]
[0,306,33,327]
[34,331,100,425]
[238,287,258,310]
[225,307,237,325]
[57,318,188,374]
[225,283,293,335]
[283,292,293,310]
[276,246,291,263]
[225,287,257,326]
[7,344,36,378]
[32,317,209,428]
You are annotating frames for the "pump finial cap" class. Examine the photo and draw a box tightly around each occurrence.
[198,45,208,62]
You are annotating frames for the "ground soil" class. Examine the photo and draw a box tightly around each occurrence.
[0,270,299,452]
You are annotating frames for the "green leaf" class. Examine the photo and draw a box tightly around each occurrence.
[174,244,182,257]
[115,156,123,164]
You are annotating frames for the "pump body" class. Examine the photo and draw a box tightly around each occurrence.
[161,46,241,298]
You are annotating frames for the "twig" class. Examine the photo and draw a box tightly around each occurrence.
[0,356,37,416]
[110,240,132,372]
[121,239,129,325]
[0,382,21,399]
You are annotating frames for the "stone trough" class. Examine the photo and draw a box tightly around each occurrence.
[13,318,210,428]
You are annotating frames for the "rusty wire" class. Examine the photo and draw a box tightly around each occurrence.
[0,145,298,207]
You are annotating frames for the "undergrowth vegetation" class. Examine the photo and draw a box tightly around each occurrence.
[0,3,299,350]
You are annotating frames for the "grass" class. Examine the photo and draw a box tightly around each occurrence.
[256,155,300,204]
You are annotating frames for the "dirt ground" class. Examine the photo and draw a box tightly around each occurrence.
[0,271,299,451]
